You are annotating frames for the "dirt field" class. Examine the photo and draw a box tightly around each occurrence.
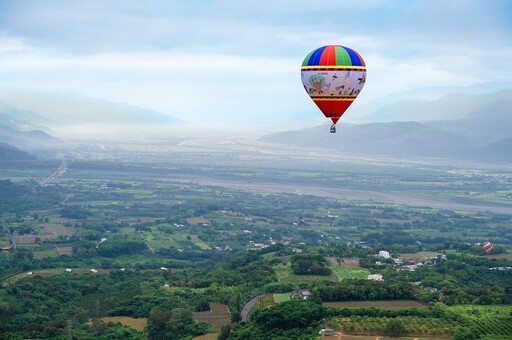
[323,300,428,310]
[192,303,230,332]
[187,216,210,225]
[101,316,147,332]
[340,258,360,267]
[56,246,73,255]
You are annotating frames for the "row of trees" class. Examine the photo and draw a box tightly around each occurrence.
[316,279,416,302]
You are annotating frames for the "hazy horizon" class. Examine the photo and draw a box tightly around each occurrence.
[1,1,511,128]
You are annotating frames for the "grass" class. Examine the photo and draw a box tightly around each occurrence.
[101,316,147,332]
[274,262,332,286]
[331,266,371,281]
[397,251,441,261]
[32,247,59,259]
[1,268,112,287]
[189,234,211,250]
[273,292,291,303]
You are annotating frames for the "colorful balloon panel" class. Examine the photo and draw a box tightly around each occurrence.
[483,241,493,254]
[301,45,366,124]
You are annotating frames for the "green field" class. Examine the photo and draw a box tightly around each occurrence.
[331,266,371,281]
[274,262,333,286]
[446,305,512,338]
[273,292,291,303]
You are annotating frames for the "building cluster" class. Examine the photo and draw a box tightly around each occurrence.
[489,266,512,271]
[375,250,447,272]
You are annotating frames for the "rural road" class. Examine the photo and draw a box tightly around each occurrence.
[2,221,16,250]
[241,293,268,322]
[41,160,67,186]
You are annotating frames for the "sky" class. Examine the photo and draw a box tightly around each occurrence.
[0,0,511,128]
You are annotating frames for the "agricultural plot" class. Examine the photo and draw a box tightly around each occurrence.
[331,266,371,281]
[189,235,211,250]
[100,316,147,333]
[273,292,291,303]
[1,268,110,287]
[274,262,333,286]
[32,247,59,259]
[192,303,230,332]
[397,252,440,262]
[187,216,210,225]
[446,305,512,339]
[39,224,76,240]
[339,258,360,267]
[55,246,73,255]
[331,316,457,337]
[323,300,428,310]
[332,336,450,340]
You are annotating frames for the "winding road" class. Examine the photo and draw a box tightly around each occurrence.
[241,293,268,322]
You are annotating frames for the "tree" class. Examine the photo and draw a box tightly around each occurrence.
[384,318,406,337]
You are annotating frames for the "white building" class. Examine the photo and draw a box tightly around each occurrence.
[378,250,390,259]
[368,274,384,281]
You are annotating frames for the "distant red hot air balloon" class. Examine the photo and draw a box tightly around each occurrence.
[301,45,366,133]
[483,241,493,255]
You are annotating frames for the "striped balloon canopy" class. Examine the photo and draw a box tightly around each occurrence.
[301,45,366,126]
[483,241,493,255]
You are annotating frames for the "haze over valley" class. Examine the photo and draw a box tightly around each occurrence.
[1,1,511,339]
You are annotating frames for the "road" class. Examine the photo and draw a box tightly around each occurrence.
[40,160,67,186]
[2,221,16,250]
[241,293,268,322]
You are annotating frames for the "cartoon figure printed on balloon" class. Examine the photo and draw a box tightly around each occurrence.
[308,74,330,95]
[358,72,366,85]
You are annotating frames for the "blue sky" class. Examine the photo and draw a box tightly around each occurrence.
[0,0,511,127]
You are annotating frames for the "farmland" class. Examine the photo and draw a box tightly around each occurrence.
[331,266,372,281]
[192,303,231,332]
[100,316,147,332]
[323,300,428,310]
[0,136,511,339]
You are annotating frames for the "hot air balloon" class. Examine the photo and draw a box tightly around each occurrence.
[301,45,366,133]
[483,241,493,255]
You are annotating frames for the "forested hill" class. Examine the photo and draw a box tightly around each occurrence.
[0,143,35,161]
[0,180,64,213]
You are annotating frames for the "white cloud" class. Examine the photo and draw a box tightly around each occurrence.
[0,1,510,127]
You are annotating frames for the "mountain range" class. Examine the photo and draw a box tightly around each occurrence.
[0,90,186,151]
[0,142,36,161]
[1,88,510,163]
[262,90,512,163]
[0,90,185,126]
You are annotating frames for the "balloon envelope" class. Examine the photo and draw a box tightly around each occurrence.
[483,241,493,254]
[301,45,366,124]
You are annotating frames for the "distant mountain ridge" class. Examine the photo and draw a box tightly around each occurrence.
[0,123,60,148]
[354,90,512,124]
[0,142,36,161]
[0,90,187,149]
[0,90,185,126]
[261,90,512,163]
